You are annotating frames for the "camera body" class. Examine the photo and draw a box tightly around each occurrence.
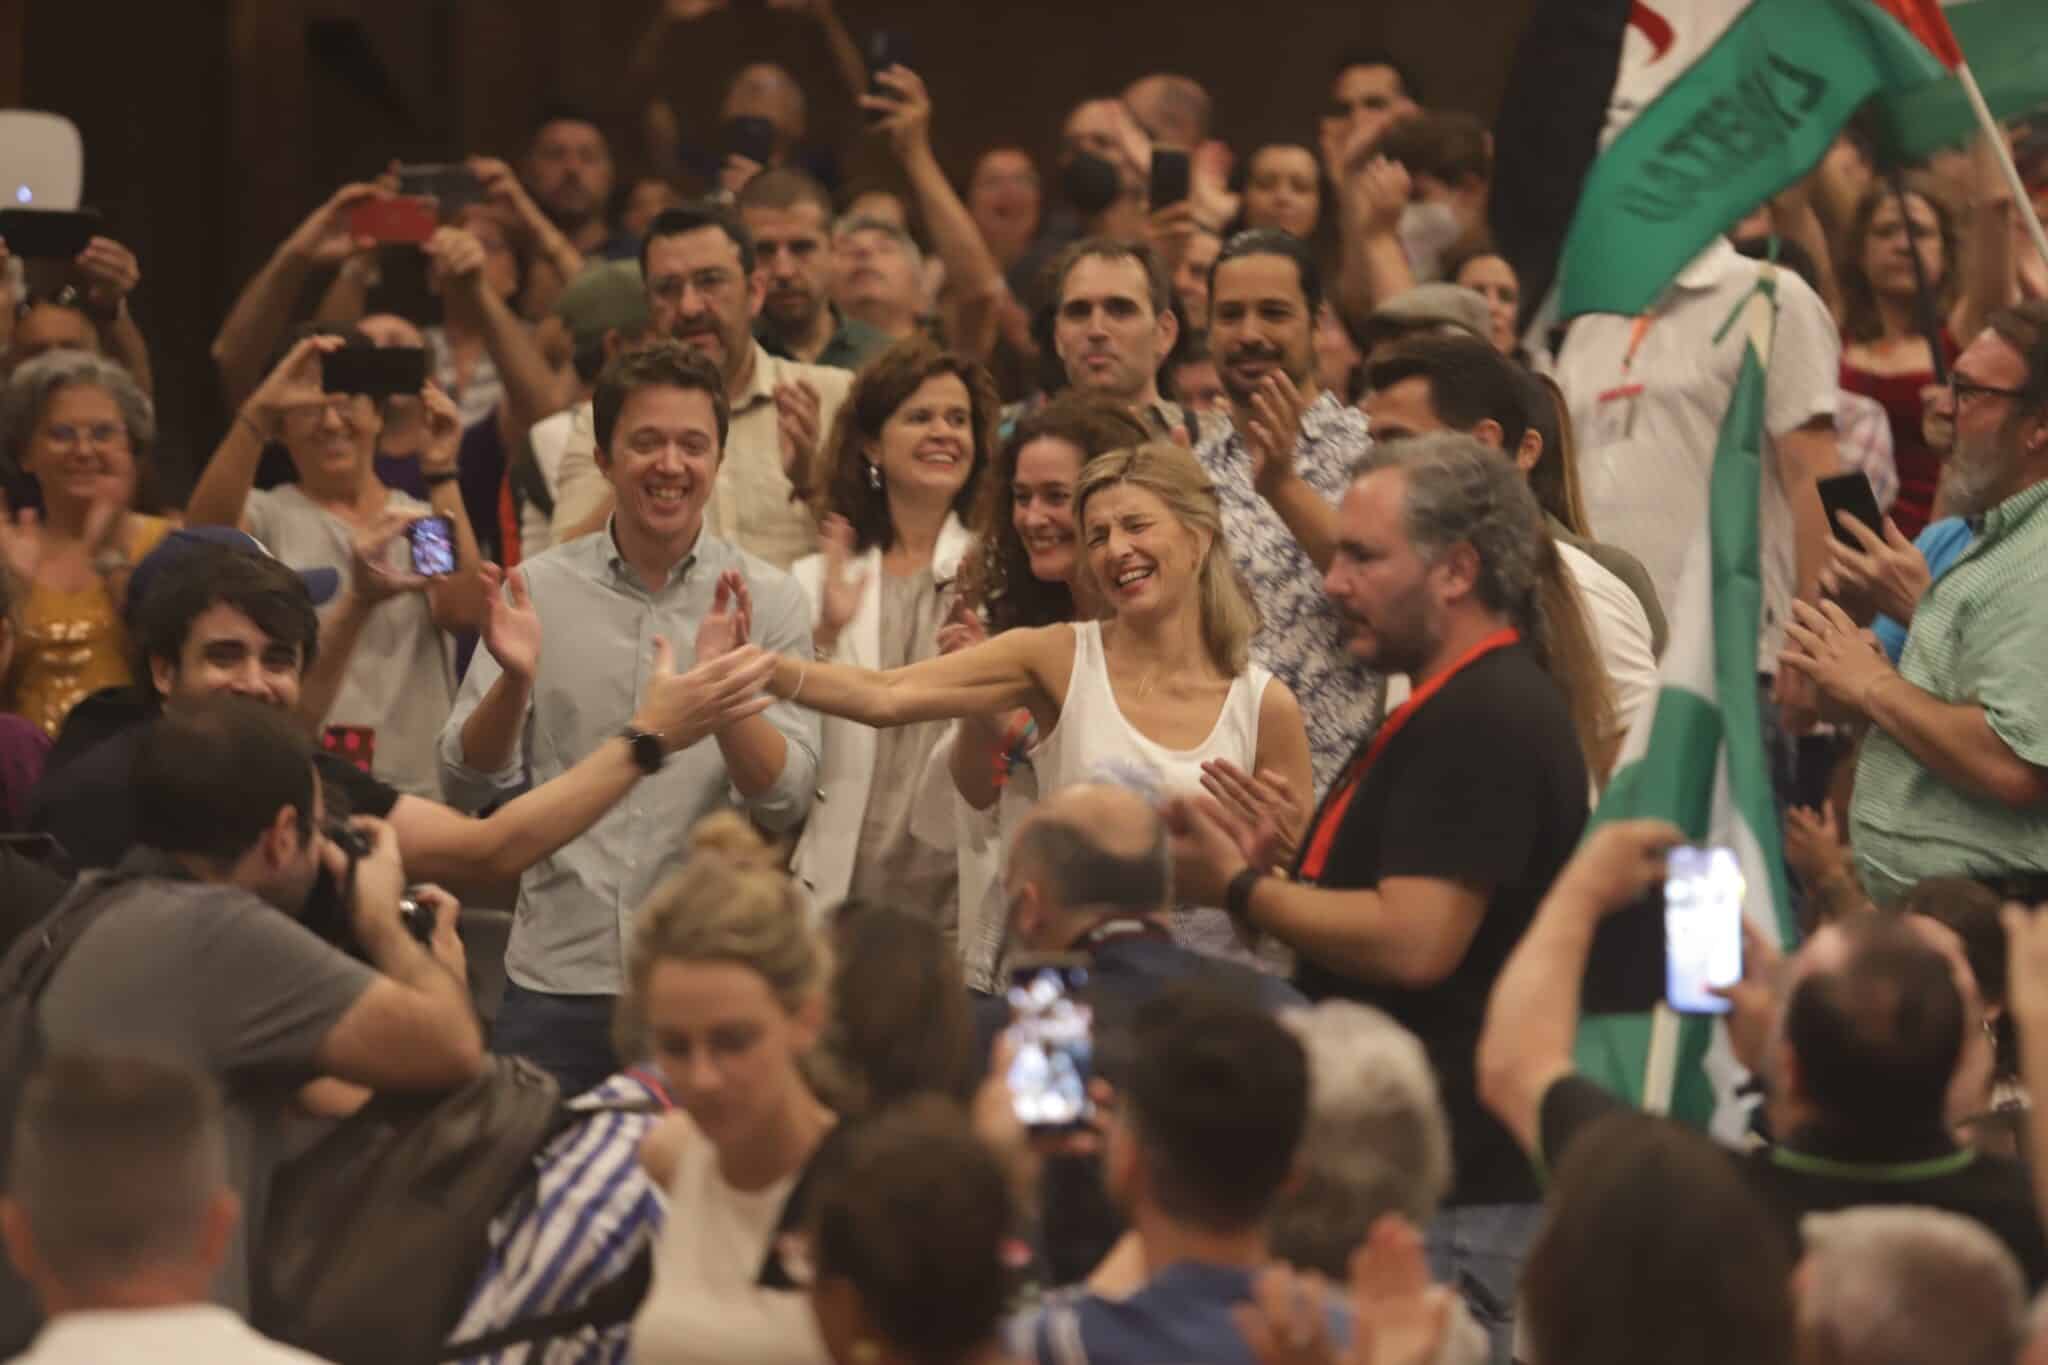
[311,820,436,954]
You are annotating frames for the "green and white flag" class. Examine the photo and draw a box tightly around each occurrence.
[1559,0,1945,319]
[1571,273,1799,1136]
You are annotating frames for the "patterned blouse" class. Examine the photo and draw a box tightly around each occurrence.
[1196,394,1383,797]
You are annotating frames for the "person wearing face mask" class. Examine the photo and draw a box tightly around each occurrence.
[185,321,487,800]
[787,340,998,935]
[1331,114,1493,326]
[1004,98,1158,328]
[548,201,855,568]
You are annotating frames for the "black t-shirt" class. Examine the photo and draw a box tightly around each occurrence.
[1541,1075,2048,1289]
[27,721,401,871]
[1293,644,1588,1207]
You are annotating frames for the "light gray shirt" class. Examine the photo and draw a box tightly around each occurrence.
[246,483,455,799]
[437,524,819,996]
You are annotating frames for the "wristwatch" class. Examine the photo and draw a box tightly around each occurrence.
[1225,867,1265,924]
[421,467,460,488]
[619,726,666,775]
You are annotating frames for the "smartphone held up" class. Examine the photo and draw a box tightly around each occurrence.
[1005,958,1094,1131]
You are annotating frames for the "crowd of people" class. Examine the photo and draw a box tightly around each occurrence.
[3,8,2048,1363]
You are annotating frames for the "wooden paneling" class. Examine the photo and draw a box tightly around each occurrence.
[14,0,1535,488]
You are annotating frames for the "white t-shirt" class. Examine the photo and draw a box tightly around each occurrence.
[1556,237,1838,661]
[631,1125,827,1365]
[8,1306,332,1364]
[519,406,578,559]
[245,483,456,798]
[1035,620,1285,972]
[1557,539,1659,741]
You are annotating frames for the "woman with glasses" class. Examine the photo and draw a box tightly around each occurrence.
[0,351,172,736]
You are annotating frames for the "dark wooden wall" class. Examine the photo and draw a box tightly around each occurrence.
[6,0,1535,491]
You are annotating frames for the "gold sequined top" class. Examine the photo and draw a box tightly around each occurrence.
[5,516,173,737]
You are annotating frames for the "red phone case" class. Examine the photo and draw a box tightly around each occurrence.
[320,725,377,775]
[346,196,438,245]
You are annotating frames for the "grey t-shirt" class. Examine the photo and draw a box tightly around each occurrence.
[246,483,457,798]
[38,873,375,1313]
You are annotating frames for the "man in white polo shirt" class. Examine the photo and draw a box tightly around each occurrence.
[548,200,853,568]
[1555,234,1840,773]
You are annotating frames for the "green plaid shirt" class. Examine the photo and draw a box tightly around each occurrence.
[1851,477,2048,904]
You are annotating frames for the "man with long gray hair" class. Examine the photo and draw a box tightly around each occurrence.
[1168,433,1588,1362]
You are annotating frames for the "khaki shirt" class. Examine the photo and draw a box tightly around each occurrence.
[548,342,853,568]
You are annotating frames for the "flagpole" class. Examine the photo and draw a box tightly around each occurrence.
[1955,62,2048,272]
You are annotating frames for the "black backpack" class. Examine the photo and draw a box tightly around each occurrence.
[0,868,147,1355]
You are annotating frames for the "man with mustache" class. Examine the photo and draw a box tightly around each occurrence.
[547,201,853,568]
[1193,228,1380,795]
[1782,301,2048,905]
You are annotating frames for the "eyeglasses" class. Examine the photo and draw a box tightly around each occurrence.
[41,422,128,448]
[1948,376,2030,407]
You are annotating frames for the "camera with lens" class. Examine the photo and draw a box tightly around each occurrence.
[303,818,435,957]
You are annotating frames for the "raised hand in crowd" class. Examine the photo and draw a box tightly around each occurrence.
[477,563,542,681]
[812,513,867,656]
[1819,513,1932,628]
[1198,759,1305,872]
[1235,1217,1453,1365]
[468,154,585,298]
[776,376,824,484]
[696,568,754,663]
[634,634,780,754]
[862,64,1009,359]
[212,184,382,404]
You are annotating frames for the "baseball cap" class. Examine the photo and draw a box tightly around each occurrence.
[1367,283,1492,342]
[555,260,649,353]
[126,527,342,626]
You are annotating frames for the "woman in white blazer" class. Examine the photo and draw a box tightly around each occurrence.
[789,339,999,933]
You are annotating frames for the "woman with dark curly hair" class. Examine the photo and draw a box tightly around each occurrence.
[789,337,998,936]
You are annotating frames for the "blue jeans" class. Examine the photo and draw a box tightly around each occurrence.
[1426,1202,1543,1365]
[492,981,619,1101]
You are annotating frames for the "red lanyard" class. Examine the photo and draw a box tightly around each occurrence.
[1296,628,1521,883]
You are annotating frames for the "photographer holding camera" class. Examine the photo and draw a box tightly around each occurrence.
[30,694,484,1320]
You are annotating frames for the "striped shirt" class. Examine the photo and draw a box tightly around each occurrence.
[1850,478,2048,904]
[448,1071,670,1365]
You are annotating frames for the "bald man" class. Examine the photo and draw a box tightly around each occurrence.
[722,62,809,164]
[983,784,1303,1286]
[989,784,1304,1008]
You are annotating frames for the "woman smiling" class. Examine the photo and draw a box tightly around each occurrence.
[757,440,1313,969]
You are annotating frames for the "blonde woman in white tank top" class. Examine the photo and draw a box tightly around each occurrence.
[737,443,1315,969]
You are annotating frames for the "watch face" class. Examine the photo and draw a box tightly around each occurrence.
[629,729,663,773]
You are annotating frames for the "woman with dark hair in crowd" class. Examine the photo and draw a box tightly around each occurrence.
[1520,1111,1797,1365]
[626,813,837,1365]
[788,337,998,934]
[813,901,980,1117]
[806,1098,1017,1365]
[928,392,1150,988]
[0,350,172,738]
[1834,143,2012,537]
[754,440,1314,973]
[1442,244,1524,360]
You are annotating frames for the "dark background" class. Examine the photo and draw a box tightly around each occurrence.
[2,0,1536,492]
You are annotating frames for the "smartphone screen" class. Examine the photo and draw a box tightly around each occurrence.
[0,207,102,260]
[1006,961,1094,1130]
[1817,472,1884,547]
[407,515,457,577]
[1664,845,1745,1015]
[721,116,777,166]
[1150,149,1191,208]
[396,163,483,216]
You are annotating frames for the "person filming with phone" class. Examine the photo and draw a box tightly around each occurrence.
[186,329,487,798]
[2,694,482,1350]
[1164,432,1590,1361]
[1476,820,2048,1291]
